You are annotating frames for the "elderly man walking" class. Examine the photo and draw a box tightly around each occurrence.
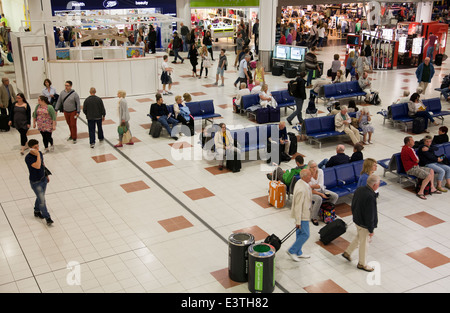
[415,57,435,95]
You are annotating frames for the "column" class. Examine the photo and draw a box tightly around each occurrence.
[27,0,56,60]
[416,1,433,23]
[259,0,278,72]
[176,0,191,31]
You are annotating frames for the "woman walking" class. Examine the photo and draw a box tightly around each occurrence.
[33,96,57,153]
[114,90,134,148]
[189,44,199,77]
[9,93,31,155]
[199,45,210,79]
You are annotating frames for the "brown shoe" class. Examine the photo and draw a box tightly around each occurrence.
[357,263,374,272]
[342,252,352,262]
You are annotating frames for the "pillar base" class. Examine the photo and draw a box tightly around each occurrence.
[259,50,272,72]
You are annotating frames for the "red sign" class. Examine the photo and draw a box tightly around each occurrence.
[32,57,38,61]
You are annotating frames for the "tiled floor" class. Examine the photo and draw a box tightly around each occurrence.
[1,35,450,294]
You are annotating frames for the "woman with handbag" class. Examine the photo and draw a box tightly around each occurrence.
[33,96,57,154]
[42,79,58,106]
[199,45,210,79]
[114,90,134,148]
[8,93,31,155]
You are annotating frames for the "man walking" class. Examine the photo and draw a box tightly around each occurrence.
[342,174,380,272]
[415,57,435,94]
[83,87,106,148]
[305,47,321,88]
[180,22,190,53]
[287,169,312,261]
[287,71,307,125]
[0,77,15,116]
[55,80,81,144]
[172,32,184,64]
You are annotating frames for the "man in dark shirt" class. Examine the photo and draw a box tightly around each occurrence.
[432,126,449,145]
[318,144,350,168]
[342,174,380,272]
[25,139,54,226]
[267,122,291,164]
[172,32,184,64]
[83,87,106,148]
[149,93,179,140]
[287,71,307,125]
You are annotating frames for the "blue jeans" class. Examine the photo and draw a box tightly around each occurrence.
[415,111,435,126]
[427,46,435,61]
[318,158,328,169]
[158,115,179,137]
[288,221,310,256]
[426,162,450,182]
[88,119,104,145]
[174,48,183,62]
[30,177,50,219]
[287,97,305,124]
[307,69,314,86]
[441,87,450,99]
[182,35,188,52]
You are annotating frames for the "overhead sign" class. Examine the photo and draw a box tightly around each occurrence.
[51,0,176,14]
[190,0,260,8]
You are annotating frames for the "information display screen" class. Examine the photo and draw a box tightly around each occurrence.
[412,37,422,55]
[274,45,290,59]
[290,46,305,61]
[273,45,307,61]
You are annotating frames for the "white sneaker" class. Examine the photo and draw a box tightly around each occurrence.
[286,251,301,262]
[298,254,311,259]
[50,145,54,152]
[364,141,369,145]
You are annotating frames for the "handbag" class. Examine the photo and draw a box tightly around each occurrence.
[122,130,132,144]
[203,57,212,68]
[44,166,52,177]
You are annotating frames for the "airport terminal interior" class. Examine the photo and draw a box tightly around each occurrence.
[1,1,450,294]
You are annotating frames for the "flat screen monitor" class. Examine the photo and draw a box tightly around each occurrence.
[274,45,290,60]
[347,35,359,46]
[290,47,305,61]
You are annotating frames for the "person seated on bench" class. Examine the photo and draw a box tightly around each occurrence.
[267,121,291,164]
[259,84,277,108]
[266,154,307,184]
[173,95,194,136]
[357,158,378,187]
[214,123,241,171]
[328,99,358,115]
[395,90,410,104]
[356,107,374,144]
[432,126,449,145]
[150,93,179,140]
[350,142,364,162]
[332,69,345,84]
[358,71,374,103]
[235,82,250,112]
[318,144,350,169]
[439,73,450,101]
[407,92,439,129]
[401,136,439,200]
[335,105,362,146]
[417,135,450,192]
[308,160,339,226]
[250,80,262,95]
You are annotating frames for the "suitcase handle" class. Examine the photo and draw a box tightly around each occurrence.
[281,227,297,244]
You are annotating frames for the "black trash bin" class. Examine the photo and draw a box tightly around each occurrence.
[248,243,276,293]
[228,233,255,282]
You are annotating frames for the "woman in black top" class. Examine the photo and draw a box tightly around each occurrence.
[203,30,214,61]
[148,25,157,54]
[9,93,31,155]
[189,44,199,77]
[432,126,449,145]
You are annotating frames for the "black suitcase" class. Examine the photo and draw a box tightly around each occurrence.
[226,151,241,173]
[268,106,280,123]
[287,132,298,155]
[149,121,163,138]
[0,114,10,132]
[272,65,283,76]
[319,219,347,245]
[435,53,443,66]
[284,67,297,78]
[256,107,270,124]
[412,116,427,134]
[264,227,296,252]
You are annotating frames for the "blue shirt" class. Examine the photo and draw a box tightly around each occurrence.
[357,173,369,188]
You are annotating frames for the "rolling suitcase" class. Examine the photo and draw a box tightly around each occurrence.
[0,114,10,132]
[264,227,296,252]
[256,107,270,124]
[226,151,241,173]
[412,116,427,134]
[272,65,283,76]
[268,167,287,208]
[149,121,163,138]
[319,219,347,245]
[435,53,443,66]
[268,106,280,123]
[287,132,298,155]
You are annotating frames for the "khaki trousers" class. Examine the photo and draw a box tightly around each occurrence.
[345,224,370,266]
[344,125,361,145]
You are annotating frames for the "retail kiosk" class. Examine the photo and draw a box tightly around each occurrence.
[272,44,308,74]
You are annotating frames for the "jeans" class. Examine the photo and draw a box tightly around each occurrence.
[182,35,188,52]
[88,119,104,145]
[307,69,314,86]
[287,97,305,124]
[318,158,328,169]
[426,162,450,182]
[427,46,435,61]
[173,48,183,62]
[441,87,450,99]
[415,110,435,125]
[288,221,310,256]
[30,177,50,219]
[158,115,179,137]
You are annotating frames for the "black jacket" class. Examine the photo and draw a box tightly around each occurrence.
[326,153,350,168]
[432,134,449,145]
[149,29,156,42]
[173,36,182,49]
[150,103,169,120]
[417,144,439,166]
[352,185,378,233]
[295,77,307,100]
[83,95,106,120]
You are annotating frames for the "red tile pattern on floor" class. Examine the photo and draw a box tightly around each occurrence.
[316,237,350,255]
[146,159,173,169]
[251,195,272,209]
[169,141,193,150]
[191,92,207,96]
[136,98,154,103]
[405,211,446,228]
[77,132,90,139]
[407,247,450,269]
[92,154,118,163]
[158,215,194,233]
[140,123,151,129]
[233,225,268,242]
[120,180,150,193]
[205,166,231,175]
[303,279,348,293]
[210,268,244,288]
[183,187,215,200]
[102,119,116,125]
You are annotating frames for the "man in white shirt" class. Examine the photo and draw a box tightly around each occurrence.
[250,80,262,94]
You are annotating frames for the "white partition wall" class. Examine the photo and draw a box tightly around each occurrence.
[47,57,158,98]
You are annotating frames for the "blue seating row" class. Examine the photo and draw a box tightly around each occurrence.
[241,89,296,116]
[390,97,450,131]
[303,112,359,148]
[323,81,367,101]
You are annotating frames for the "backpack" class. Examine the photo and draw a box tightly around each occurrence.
[319,202,336,224]
[288,80,298,97]
[440,75,450,89]
[369,92,381,105]
[305,95,317,114]
[415,178,431,195]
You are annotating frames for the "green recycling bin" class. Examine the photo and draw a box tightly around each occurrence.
[248,243,276,293]
[228,233,255,282]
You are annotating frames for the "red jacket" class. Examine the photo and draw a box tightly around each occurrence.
[401,145,419,172]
